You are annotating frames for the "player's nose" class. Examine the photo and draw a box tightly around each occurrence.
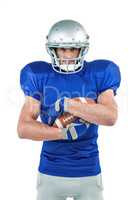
[63,49,75,58]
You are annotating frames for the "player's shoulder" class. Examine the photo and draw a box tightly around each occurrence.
[84,59,119,74]
[20,60,52,76]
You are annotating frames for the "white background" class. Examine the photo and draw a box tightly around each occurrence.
[0,0,131,199]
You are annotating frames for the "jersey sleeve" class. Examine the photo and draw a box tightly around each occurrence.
[97,61,121,96]
[20,64,42,101]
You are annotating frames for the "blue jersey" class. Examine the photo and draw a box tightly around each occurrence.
[20,59,121,177]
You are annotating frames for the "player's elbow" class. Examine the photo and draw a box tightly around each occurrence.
[107,118,117,126]
[107,112,118,126]
[17,121,26,139]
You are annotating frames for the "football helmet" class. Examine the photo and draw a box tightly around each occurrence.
[46,19,89,74]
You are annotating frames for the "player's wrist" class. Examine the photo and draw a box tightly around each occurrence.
[64,97,71,112]
[55,97,70,113]
[64,98,78,113]
[58,128,68,139]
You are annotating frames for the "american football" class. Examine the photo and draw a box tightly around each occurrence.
[53,97,96,128]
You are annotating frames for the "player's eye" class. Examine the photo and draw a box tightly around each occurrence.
[70,48,75,51]
[60,48,66,51]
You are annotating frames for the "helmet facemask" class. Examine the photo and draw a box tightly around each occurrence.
[46,46,89,74]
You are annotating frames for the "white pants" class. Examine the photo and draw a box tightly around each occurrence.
[36,172,104,200]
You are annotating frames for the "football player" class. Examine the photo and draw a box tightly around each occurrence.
[17,19,121,200]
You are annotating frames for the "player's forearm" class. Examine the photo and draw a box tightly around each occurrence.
[66,99,117,126]
[17,119,64,141]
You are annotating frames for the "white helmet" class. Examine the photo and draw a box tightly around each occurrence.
[46,19,89,74]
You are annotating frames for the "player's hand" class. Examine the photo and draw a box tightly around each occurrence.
[54,96,69,114]
[46,96,69,125]
[60,118,90,140]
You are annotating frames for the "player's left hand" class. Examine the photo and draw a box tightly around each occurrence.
[46,96,69,125]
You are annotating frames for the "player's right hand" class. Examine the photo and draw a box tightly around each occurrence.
[60,118,90,140]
